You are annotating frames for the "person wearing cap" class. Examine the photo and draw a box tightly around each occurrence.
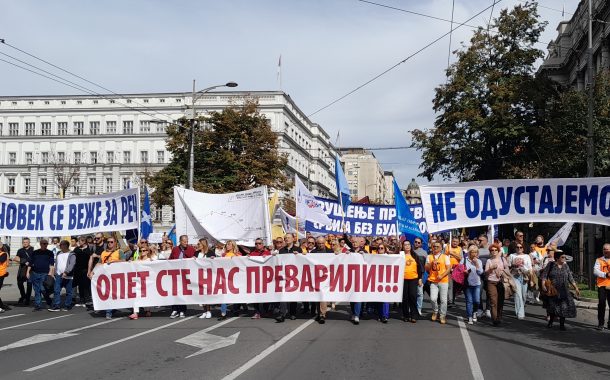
[594,243,610,330]
[26,239,55,311]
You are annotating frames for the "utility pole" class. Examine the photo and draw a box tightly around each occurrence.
[586,0,595,288]
[188,79,196,190]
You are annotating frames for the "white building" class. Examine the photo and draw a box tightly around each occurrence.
[0,91,338,235]
[339,148,388,204]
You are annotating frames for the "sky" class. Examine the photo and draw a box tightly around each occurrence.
[0,0,575,188]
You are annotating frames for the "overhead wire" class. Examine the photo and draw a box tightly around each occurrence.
[307,0,502,117]
[446,0,456,80]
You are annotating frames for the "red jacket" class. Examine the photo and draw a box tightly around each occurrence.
[169,245,196,260]
[249,248,271,257]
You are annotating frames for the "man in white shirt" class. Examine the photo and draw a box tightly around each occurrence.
[48,240,76,312]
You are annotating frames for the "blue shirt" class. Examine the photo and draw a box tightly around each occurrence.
[465,257,483,286]
[30,249,54,273]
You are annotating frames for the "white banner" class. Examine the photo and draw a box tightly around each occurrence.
[174,186,272,246]
[0,188,139,237]
[91,253,405,310]
[420,177,610,233]
[547,222,575,247]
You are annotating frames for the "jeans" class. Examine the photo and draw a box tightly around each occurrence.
[416,283,423,313]
[220,304,228,315]
[514,276,528,318]
[429,282,448,317]
[31,272,50,308]
[350,302,362,317]
[465,285,481,318]
[52,275,73,308]
[377,303,390,319]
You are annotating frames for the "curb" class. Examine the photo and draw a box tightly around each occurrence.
[575,301,598,310]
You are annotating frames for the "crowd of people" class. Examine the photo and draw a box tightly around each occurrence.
[1,230,609,332]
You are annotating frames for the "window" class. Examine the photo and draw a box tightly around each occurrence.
[41,122,51,135]
[8,178,15,194]
[25,122,35,136]
[140,121,150,133]
[122,177,130,189]
[140,151,148,163]
[107,151,114,164]
[40,178,47,194]
[90,121,100,135]
[41,152,49,164]
[74,152,81,164]
[160,99,165,103]
[123,121,133,134]
[57,152,66,163]
[58,122,68,135]
[28,101,34,105]
[0,123,2,136]
[24,178,31,194]
[11,101,17,105]
[74,122,84,135]
[88,178,96,194]
[176,98,181,103]
[156,123,166,133]
[110,100,115,104]
[25,152,33,164]
[9,152,16,165]
[93,100,98,104]
[127,99,132,104]
[90,152,98,164]
[123,151,131,164]
[154,206,163,222]
[61,100,66,105]
[157,150,165,164]
[143,99,149,103]
[77,100,82,105]
[45,101,50,105]
[106,121,116,134]
[105,177,113,193]
[9,123,19,136]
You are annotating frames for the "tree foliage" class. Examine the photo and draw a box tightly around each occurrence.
[412,2,551,181]
[150,100,289,206]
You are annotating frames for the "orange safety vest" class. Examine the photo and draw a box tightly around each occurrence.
[596,258,610,287]
[427,253,449,283]
[101,249,120,264]
[447,246,462,268]
[0,252,8,277]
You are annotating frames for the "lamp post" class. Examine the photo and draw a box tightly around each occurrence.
[186,80,238,189]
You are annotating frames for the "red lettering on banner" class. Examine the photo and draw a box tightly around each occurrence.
[274,265,284,292]
[247,267,260,293]
[285,265,299,292]
[198,268,213,295]
[127,272,137,298]
[362,264,376,292]
[136,271,149,297]
[167,269,181,296]
[228,267,239,294]
[377,264,384,292]
[97,274,110,301]
[329,265,344,292]
[262,266,274,293]
[111,273,126,299]
[313,265,328,291]
[393,265,400,292]
[300,265,313,292]
[214,268,227,295]
[181,269,192,296]
[156,270,168,296]
[346,264,361,292]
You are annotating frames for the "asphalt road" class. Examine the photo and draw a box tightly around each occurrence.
[1,279,609,380]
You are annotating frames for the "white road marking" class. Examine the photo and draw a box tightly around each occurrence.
[0,315,72,331]
[0,314,25,320]
[25,316,197,372]
[0,317,123,352]
[222,319,315,380]
[176,317,239,358]
[457,316,485,380]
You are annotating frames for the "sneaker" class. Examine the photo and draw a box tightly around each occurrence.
[319,316,326,324]
[170,311,179,319]
[218,314,227,321]
[381,317,388,324]
[289,315,297,320]
[440,317,446,324]
[48,306,61,312]
[275,315,285,323]
[0,308,4,313]
[251,313,261,320]
[61,306,73,311]
[129,313,139,320]
[179,312,185,318]
[354,316,360,325]
[205,311,212,319]
[74,303,84,307]
[472,314,478,323]
[485,310,492,319]
[106,315,112,320]
[431,313,438,321]
[199,313,207,319]
[468,317,473,325]
[476,310,484,318]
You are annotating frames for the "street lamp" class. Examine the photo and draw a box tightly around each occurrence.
[185,80,238,189]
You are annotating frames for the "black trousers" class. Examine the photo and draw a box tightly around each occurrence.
[402,279,419,319]
[598,286,610,326]
[74,272,92,305]
[17,275,32,302]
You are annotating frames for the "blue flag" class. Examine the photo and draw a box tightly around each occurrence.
[124,179,139,244]
[167,224,177,246]
[141,187,153,239]
[335,155,351,213]
[393,179,428,250]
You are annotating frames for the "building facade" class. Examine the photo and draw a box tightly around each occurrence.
[538,0,610,88]
[0,91,338,235]
[339,148,388,204]
[404,178,422,205]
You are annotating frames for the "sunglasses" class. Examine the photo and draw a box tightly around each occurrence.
[516,246,523,249]
[255,242,263,245]
[414,241,422,244]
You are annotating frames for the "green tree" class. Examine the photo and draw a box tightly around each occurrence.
[150,100,289,206]
[412,2,551,181]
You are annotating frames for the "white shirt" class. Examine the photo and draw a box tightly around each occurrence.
[509,253,533,272]
[55,251,70,276]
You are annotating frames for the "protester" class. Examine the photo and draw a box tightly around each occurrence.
[48,240,76,312]
[412,237,427,316]
[426,241,451,324]
[401,240,422,323]
[0,243,9,312]
[343,234,367,325]
[541,251,579,330]
[89,237,123,319]
[158,241,172,260]
[73,236,92,309]
[593,243,610,330]
[446,236,463,307]
[509,243,533,320]
[26,239,55,311]
[13,237,34,305]
[169,235,196,318]
[477,234,491,319]
[219,240,241,321]
[485,244,506,326]
[464,245,484,325]
[248,238,271,319]
[276,234,302,322]
[129,246,156,320]
[309,236,332,324]
[195,238,214,319]
[375,243,391,323]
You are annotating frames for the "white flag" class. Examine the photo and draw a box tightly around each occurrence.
[295,176,331,227]
[547,222,574,247]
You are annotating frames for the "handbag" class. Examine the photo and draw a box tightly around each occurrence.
[543,279,558,297]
